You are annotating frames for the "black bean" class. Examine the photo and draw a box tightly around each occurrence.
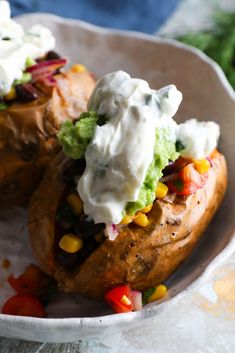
[46,51,61,60]
[15,83,38,102]
[75,239,100,264]
[85,239,100,253]
[62,159,86,185]
[75,216,104,239]
[56,249,79,269]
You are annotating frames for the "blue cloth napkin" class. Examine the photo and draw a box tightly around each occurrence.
[10,0,180,33]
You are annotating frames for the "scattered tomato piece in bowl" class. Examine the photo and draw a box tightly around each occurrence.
[8,263,57,304]
[2,294,46,318]
[1,264,58,317]
[105,284,133,313]
[104,283,168,313]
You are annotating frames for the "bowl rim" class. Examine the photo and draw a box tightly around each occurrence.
[1,12,235,331]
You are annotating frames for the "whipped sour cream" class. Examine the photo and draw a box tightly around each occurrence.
[78,71,182,225]
[0,1,55,95]
[177,119,220,159]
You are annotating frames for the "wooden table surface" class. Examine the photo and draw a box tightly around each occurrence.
[0,338,82,353]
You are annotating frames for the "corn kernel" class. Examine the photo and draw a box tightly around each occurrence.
[133,213,149,227]
[120,214,133,225]
[148,284,167,303]
[141,203,153,214]
[66,194,83,216]
[193,159,210,174]
[59,234,83,253]
[120,295,131,306]
[71,64,86,73]
[155,182,168,199]
[4,86,16,101]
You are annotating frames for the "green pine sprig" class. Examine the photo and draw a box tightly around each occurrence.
[176,11,235,89]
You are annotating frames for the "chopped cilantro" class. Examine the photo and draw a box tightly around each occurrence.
[175,140,185,152]
[142,287,156,305]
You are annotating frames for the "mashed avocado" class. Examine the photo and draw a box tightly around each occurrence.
[58,116,179,217]
[57,111,107,159]
[126,128,179,215]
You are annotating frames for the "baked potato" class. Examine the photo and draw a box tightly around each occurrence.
[29,150,227,300]
[0,67,95,207]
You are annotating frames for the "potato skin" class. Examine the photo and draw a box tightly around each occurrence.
[29,152,227,300]
[0,69,95,207]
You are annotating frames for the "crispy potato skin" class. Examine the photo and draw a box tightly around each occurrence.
[0,69,95,207]
[29,152,227,300]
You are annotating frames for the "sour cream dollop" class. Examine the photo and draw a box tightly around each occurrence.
[177,119,220,159]
[77,71,182,225]
[0,0,55,95]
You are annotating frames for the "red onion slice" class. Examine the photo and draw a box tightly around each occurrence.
[105,224,119,241]
[26,58,67,74]
[131,290,143,311]
[26,58,67,85]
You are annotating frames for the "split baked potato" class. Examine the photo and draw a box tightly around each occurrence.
[0,67,95,207]
[29,150,227,300]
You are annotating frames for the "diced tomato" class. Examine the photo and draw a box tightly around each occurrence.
[2,294,46,318]
[8,264,57,302]
[163,157,189,175]
[167,163,208,196]
[105,284,133,313]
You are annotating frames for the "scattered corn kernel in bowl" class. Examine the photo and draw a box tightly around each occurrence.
[71,64,86,73]
[155,182,168,199]
[66,194,83,216]
[193,159,210,174]
[120,214,133,225]
[59,234,83,253]
[133,212,149,227]
[148,284,167,303]
[141,204,153,214]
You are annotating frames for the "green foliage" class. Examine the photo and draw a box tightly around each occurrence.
[176,11,235,88]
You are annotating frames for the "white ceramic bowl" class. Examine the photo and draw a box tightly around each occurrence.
[0,13,234,343]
